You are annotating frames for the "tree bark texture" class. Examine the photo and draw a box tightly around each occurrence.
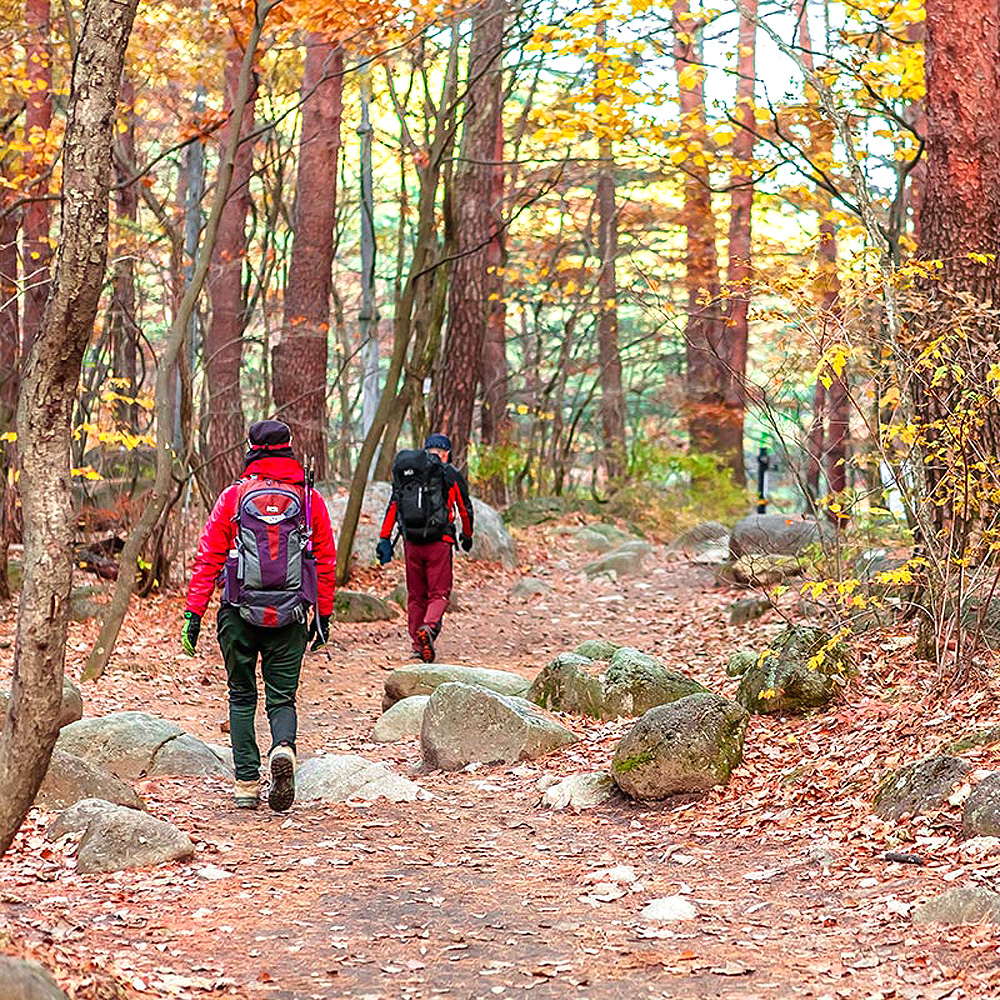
[205,44,257,493]
[0,176,17,429]
[722,0,755,486]
[432,0,505,469]
[110,77,140,431]
[0,0,138,858]
[22,0,53,355]
[595,23,627,484]
[272,39,343,476]
[914,0,1000,541]
[673,1,727,461]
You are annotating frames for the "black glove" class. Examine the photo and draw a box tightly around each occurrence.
[376,538,394,565]
[308,613,332,651]
[460,534,473,552]
[181,610,202,656]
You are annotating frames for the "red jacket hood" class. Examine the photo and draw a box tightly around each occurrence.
[242,456,305,485]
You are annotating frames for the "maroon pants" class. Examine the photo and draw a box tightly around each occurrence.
[404,538,453,646]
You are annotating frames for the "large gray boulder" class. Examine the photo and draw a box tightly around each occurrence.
[46,798,194,874]
[510,577,552,601]
[963,773,1000,837]
[0,958,69,1000]
[666,521,730,561]
[421,682,578,771]
[730,513,834,558]
[36,748,143,811]
[582,548,646,579]
[383,663,530,711]
[334,590,398,622]
[873,756,970,821]
[371,695,430,743]
[469,498,517,567]
[528,647,707,721]
[572,639,619,660]
[736,625,854,715]
[724,553,804,588]
[0,677,82,732]
[296,754,429,803]
[572,527,616,554]
[612,694,749,800]
[57,711,231,780]
[912,888,1000,925]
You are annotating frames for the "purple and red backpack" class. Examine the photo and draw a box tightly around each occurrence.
[223,476,317,627]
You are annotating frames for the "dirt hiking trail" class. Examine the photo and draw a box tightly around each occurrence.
[3,523,1000,999]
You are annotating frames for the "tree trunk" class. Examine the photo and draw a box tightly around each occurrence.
[272,39,343,475]
[0,0,138,858]
[110,77,140,431]
[673,0,726,461]
[431,0,505,469]
[0,163,18,430]
[722,0,755,486]
[595,23,627,485]
[204,44,257,493]
[915,0,1000,542]
[22,0,53,355]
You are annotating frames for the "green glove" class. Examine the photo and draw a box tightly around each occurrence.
[181,610,202,656]
[308,613,332,652]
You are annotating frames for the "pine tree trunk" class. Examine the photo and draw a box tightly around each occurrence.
[673,0,725,461]
[432,0,505,469]
[204,45,256,492]
[723,0,755,486]
[916,0,1000,541]
[21,0,53,355]
[273,39,343,476]
[110,78,140,432]
[0,0,138,858]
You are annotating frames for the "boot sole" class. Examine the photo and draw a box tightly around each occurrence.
[268,754,295,812]
[416,628,435,663]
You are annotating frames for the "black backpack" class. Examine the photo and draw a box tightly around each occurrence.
[391,449,449,542]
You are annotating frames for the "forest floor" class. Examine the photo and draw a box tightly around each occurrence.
[3,517,1000,1000]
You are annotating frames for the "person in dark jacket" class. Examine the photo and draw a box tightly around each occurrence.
[376,433,474,662]
[181,420,336,811]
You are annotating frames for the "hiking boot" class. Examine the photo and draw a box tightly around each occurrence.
[268,745,296,812]
[415,627,435,663]
[234,779,259,809]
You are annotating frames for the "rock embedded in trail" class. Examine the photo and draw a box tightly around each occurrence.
[873,755,970,821]
[612,694,749,800]
[0,676,83,732]
[469,498,518,567]
[912,887,1000,925]
[510,577,552,600]
[382,664,530,711]
[528,647,707,721]
[296,754,430,803]
[666,521,730,562]
[57,711,232,780]
[46,798,194,874]
[572,527,616,554]
[572,639,619,661]
[582,548,646,579]
[638,896,698,922]
[730,512,834,558]
[724,553,803,588]
[333,589,398,622]
[962,772,1000,836]
[421,682,578,771]
[729,596,772,625]
[371,695,430,743]
[736,625,854,715]
[35,748,143,811]
[0,957,70,1000]
[537,771,614,810]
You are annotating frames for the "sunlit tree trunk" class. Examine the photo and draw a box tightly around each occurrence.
[273,39,343,476]
[0,0,138,857]
[673,0,725,461]
[205,43,257,492]
[110,77,140,432]
[723,0,755,486]
[432,0,505,469]
[22,0,53,354]
[595,20,627,485]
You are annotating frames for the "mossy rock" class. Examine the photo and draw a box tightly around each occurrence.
[572,639,620,661]
[963,772,1000,837]
[736,625,855,715]
[725,649,757,678]
[873,755,970,821]
[504,496,593,527]
[942,724,1000,755]
[729,596,772,625]
[333,590,398,623]
[612,694,749,799]
[527,654,606,719]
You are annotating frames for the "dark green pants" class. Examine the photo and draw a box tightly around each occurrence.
[216,604,307,782]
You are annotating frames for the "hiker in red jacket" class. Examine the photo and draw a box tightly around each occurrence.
[181,420,336,812]
[376,433,474,663]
